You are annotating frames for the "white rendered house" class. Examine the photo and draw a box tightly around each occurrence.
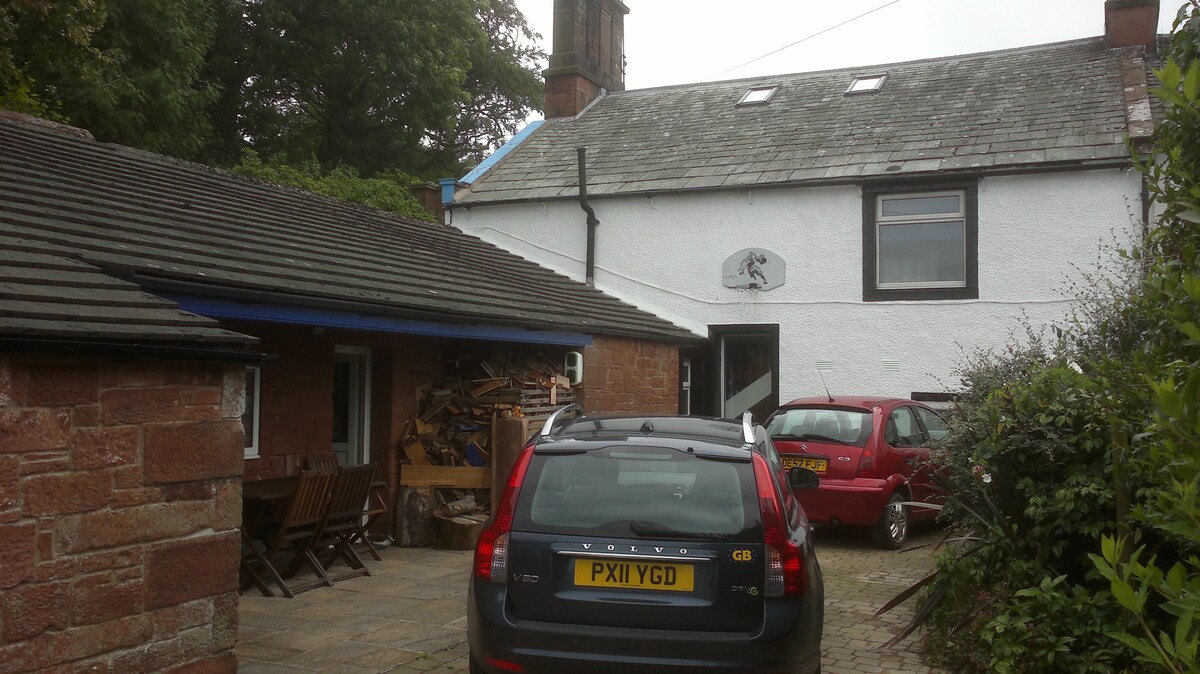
[445,0,1161,420]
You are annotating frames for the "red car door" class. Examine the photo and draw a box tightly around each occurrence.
[883,405,939,519]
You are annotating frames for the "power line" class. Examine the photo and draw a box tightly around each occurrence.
[720,0,905,76]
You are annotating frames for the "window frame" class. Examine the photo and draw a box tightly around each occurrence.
[885,406,924,448]
[845,73,888,95]
[738,86,779,106]
[243,365,262,459]
[862,181,979,301]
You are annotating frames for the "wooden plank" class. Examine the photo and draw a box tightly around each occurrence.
[399,465,489,489]
[461,392,522,405]
[469,380,507,396]
[402,440,431,465]
[420,391,454,421]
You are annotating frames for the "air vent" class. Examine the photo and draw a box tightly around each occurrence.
[881,359,901,371]
[846,74,887,95]
[815,361,834,372]
[738,86,779,106]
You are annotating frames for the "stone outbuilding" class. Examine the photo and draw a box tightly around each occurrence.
[0,112,697,672]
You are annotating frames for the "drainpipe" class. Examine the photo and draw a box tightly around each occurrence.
[577,147,599,287]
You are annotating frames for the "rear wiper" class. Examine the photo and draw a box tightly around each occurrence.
[794,433,849,445]
[629,520,731,541]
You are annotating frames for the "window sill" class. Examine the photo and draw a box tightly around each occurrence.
[863,286,979,302]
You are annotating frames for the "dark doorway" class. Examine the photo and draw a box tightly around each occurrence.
[710,325,779,423]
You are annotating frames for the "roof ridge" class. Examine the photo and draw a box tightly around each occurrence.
[608,36,1111,96]
[0,110,93,141]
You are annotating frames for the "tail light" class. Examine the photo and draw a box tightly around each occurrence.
[857,446,877,477]
[752,453,804,596]
[473,444,535,581]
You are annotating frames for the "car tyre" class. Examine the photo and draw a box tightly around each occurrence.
[871,493,908,549]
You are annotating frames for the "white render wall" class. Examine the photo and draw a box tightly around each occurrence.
[453,168,1143,400]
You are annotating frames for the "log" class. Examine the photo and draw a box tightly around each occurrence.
[394,487,436,547]
[435,513,488,550]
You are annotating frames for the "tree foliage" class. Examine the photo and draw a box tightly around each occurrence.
[1,0,222,158]
[235,0,542,179]
[1,0,544,180]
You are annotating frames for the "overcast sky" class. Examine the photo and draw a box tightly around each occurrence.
[514,0,1184,94]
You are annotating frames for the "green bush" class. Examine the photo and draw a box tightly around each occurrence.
[910,5,1200,672]
[919,344,1144,673]
[232,151,435,222]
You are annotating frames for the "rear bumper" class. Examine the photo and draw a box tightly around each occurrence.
[468,581,821,674]
[796,478,891,527]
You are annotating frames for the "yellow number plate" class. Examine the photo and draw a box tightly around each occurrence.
[782,456,828,473]
[573,559,694,592]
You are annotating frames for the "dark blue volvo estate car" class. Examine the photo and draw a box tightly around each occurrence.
[468,406,824,673]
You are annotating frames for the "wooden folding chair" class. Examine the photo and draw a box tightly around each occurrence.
[350,477,388,561]
[314,463,377,582]
[243,468,336,598]
[304,451,340,471]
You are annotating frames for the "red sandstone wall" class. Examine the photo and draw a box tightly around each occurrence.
[578,336,679,415]
[0,353,242,673]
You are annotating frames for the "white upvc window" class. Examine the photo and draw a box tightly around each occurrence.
[243,366,261,459]
[875,190,967,290]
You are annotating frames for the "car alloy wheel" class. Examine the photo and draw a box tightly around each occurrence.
[871,493,908,549]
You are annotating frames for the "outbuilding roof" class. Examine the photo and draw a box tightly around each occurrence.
[455,38,1141,205]
[0,248,259,358]
[0,114,698,346]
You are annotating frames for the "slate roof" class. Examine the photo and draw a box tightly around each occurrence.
[456,38,1140,204]
[0,115,697,344]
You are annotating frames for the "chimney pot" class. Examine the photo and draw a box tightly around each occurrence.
[1105,0,1160,51]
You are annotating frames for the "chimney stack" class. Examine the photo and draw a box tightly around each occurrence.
[1105,0,1160,51]
[543,0,629,118]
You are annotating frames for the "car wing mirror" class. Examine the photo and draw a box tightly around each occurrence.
[789,466,820,491]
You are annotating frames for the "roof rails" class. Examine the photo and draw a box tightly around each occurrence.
[741,411,755,444]
[540,404,585,436]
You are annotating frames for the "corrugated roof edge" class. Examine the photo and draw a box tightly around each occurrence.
[0,336,266,365]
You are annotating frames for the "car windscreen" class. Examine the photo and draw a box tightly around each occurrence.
[514,446,760,542]
[765,407,873,446]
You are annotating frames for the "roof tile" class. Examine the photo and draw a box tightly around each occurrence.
[0,117,696,344]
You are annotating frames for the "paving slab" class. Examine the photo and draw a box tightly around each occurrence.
[237,526,945,673]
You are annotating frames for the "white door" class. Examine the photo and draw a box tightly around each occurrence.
[332,346,372,466]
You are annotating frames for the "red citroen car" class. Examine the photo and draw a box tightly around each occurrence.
[764,396,947,548]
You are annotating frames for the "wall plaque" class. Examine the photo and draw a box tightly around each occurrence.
[721,248,785,290]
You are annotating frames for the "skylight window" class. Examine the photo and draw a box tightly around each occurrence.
[846,74,887,95]
[738,86,779,106]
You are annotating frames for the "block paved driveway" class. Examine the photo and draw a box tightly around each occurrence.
[237,525,944,673]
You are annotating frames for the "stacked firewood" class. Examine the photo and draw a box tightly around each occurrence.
[399,350,574,470]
